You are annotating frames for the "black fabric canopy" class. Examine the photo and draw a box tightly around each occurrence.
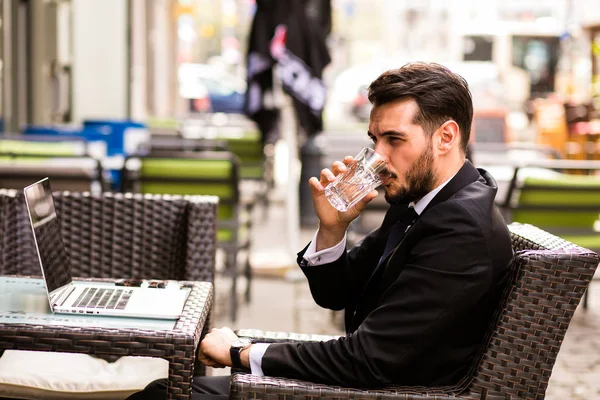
[244,0,332,143]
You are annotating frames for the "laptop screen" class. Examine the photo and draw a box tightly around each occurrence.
[23,178,72,295]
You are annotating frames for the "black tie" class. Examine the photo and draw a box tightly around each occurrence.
[378,207,418,265]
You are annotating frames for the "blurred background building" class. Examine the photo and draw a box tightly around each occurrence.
[1,1,600,396]
[0,0,599,154]
[0,1,585,112]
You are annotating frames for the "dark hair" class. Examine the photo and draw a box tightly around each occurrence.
[367,62,473,154]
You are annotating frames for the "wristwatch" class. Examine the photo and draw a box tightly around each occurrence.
[230,338,253,369]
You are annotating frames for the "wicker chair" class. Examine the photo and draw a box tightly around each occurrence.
[0,189,217,381]
[232,222,599,400]
[500,163,600,309]
[0,189,217,283]
[121,151,254,322]
[0,153,106,193]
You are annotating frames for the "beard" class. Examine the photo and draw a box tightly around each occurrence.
[385,142,436,205]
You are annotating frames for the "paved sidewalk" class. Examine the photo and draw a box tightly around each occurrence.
[545,285,600,399]
[211,198,600,399]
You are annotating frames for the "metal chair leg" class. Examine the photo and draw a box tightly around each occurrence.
[228,251,238,322]
[244,253,251,303]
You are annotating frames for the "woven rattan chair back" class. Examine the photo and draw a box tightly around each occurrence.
[463,222,599,399]
[121,151,241,243]
[121,151,251,322]
[0,189,217,282]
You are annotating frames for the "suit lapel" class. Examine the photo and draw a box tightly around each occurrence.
[349,161,482,330]
[376,161,479,276]
[421,160,480,213]
[378,161,481,288]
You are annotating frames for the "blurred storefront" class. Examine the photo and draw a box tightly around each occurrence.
[0,0,180,128]
[590,28,600,118]
[0,0,74,131]
[0,0,596,130]
[579,0,600,118]
[0,0,252,128]
[454,0,569,107]
[525,0,600,161]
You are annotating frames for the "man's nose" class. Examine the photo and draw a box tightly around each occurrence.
[373,145,389,161]
[373,147,391,177]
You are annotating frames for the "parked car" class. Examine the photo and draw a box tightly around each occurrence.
[326,59,527,126]
[350,85,370,122]
[326,58,402,124]
[179,63,246,114]
[178,70,212,113]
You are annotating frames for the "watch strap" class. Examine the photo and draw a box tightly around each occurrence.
[230,345,245,369]
[230,339,252,370]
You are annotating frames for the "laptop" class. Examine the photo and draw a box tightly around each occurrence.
[23,178,189,320]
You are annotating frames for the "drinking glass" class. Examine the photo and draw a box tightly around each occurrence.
[324,147,388,212]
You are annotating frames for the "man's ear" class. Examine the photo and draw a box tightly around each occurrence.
[436,120,460,155]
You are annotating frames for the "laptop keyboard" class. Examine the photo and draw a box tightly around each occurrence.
[73,288,133,310]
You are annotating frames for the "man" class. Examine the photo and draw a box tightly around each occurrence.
[130,62,513,399]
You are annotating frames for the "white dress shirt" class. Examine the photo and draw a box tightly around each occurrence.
[247,171,458,376]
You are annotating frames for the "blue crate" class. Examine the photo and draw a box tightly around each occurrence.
[82,120,148,156]
[82,120,149,191]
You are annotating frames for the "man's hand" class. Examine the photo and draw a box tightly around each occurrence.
[198,327,238,368]
[310,157,378,251]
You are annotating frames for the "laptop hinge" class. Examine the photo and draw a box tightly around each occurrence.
[51,284,76,308]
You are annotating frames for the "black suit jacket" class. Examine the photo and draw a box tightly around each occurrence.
[261,161,513,388]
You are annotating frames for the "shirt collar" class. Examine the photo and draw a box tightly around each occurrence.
[410,172,458,215]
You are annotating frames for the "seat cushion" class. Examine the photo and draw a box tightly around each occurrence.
[0,350,167,400]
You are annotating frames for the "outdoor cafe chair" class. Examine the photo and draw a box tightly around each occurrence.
[145,135,230,154]
[121,150,253,322]
[0,189,217,284]
[148,117,274,215]
[500,160,600,308]
[0,153,106,193]
[0,134,89,156]
[220,131,274,213]
[232,222,599,400]
[0,189,218,397]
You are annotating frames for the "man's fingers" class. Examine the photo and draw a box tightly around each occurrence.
[198,356,211,366]
[308,177,324,194]
[197,348,211,364]
[198,344,226,368]
[318,168,337,187]
[222,327,238,340]
[331,161,347,176]
[307,158,353,192]
[199,355,225,368]
[352,190,378,213]
[308,166,336,194]
[343,156,355,166]
[205,359,226,368]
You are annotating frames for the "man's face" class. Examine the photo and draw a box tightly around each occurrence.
[368,99,437,204]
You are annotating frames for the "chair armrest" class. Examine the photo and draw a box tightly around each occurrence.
[235,329,341,344]
[230,373,461,400]
[231,331,466,399]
